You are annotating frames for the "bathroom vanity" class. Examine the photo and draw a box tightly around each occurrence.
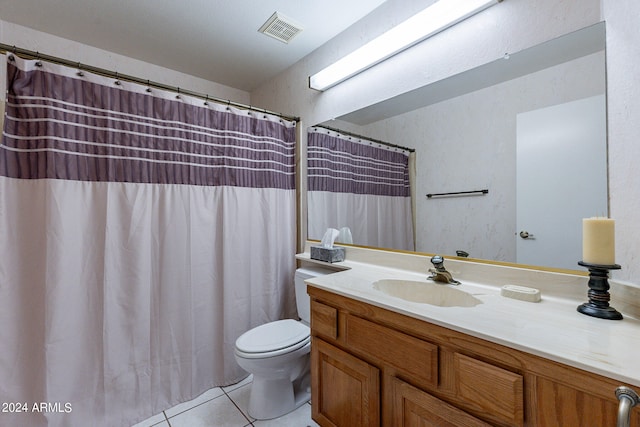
[297,245,640,427]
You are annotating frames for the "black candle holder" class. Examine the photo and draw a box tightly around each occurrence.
[577,261,623,320]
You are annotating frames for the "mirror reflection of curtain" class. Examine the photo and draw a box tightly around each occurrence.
[0,54,297,427]
[307,127,414,251]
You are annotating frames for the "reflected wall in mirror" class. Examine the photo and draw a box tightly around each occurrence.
[308,22,606,271]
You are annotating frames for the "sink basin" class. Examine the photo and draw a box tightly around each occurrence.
[373,279,482,307]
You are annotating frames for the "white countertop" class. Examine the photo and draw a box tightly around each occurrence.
[297,251,640,387]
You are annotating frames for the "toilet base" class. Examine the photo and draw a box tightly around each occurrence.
[248,370,311,420]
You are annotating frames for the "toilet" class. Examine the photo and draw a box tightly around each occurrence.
[234,266,333,420]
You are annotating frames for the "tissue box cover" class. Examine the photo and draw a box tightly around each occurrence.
[310,246,345,263]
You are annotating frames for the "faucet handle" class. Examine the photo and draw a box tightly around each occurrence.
[430,255,445,269]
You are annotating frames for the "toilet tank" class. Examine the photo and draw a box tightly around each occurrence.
[294,266,333,324]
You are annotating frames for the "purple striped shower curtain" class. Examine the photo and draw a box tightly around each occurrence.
[0,54,297,427]
[307,127,414,251]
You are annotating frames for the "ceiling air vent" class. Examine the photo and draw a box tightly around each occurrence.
[258,12,303,44]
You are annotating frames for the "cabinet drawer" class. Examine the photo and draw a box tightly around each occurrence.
[345,315,438,387]
[454,353,524,427]
[311,299,338,340]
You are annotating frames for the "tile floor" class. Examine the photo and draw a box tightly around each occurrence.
[131,375,320,427]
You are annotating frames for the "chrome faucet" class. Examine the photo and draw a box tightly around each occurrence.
[428,255,460,285]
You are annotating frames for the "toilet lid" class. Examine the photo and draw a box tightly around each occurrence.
[236,319,310,354]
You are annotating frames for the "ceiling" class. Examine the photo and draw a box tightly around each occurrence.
[0,0,387,91]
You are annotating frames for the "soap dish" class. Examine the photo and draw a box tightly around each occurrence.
[501,284,541,302]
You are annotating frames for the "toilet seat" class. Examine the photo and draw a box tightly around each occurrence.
[235,319,310,359]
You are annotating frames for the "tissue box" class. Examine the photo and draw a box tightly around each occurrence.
[310,246,345,263]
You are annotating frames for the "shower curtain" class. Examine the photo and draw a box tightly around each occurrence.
[0,54,297,427]
[307,127,414,251]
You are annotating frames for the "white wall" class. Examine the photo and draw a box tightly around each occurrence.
[0,19,250,105]
[603,0,640,284]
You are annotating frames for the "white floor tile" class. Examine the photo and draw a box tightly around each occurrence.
[252,402,319,427]
[168,394,250,427]
[132,376,319,427]
[225,382,254,421]
[130,411,166,427]
[164,387,225,418]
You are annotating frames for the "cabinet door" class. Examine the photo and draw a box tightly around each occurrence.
[392,377,492,427]
[535,377,640,427]
[311,338,380,427]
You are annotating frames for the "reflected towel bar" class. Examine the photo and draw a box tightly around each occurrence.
[426,189,489,198]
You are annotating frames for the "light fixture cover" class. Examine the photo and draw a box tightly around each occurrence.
[309,0,500,91]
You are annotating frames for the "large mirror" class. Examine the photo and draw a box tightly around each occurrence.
[308,22,607,272]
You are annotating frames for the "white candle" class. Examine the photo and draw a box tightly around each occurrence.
[582,217,615,265]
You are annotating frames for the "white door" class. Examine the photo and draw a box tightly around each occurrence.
[516,95,607,270]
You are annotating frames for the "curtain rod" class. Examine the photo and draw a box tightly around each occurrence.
[312,124,415,153]
[0,43,299,123]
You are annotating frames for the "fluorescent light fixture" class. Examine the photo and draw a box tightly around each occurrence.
[309,0,501,91]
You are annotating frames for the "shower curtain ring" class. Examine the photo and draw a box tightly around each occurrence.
[204,95,209,106]
[146,80,152,93]
[76,62,84,77]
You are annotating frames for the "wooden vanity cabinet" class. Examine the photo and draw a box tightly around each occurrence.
[309,286,640,427]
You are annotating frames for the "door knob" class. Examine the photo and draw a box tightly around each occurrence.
[519,231,535,239]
